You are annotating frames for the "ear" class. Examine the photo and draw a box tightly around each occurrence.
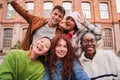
[30,44,33,50]
[50,11,52,16]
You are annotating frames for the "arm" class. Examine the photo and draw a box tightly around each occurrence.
[72,59,90,80]
[0,50,16,80]
[43,70,49,80]
[110,51,120,79]
[83,21,102,41]
[9,0,36,24]
[77,12,102,41]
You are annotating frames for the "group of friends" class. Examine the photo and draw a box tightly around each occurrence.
[0,0,120,80]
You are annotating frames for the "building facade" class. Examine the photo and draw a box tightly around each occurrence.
[0,0,120,56]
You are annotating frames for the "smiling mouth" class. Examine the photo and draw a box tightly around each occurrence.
[37,46,42,51]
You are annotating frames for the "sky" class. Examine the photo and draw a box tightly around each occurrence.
[116,0,120,13]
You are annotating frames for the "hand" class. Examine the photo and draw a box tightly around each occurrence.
[77,12,86,24]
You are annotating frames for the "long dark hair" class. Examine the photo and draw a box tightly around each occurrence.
[46,34,76,80]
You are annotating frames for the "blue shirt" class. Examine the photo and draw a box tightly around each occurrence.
[44,59,90,80]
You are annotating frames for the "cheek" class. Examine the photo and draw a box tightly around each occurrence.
[65,48,68,52]
[55,47,58,53]
[58,17,63,21]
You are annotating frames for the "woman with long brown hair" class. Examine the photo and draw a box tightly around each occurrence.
[44,34,90,80]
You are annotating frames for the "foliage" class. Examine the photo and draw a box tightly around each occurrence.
[11,40,22,49]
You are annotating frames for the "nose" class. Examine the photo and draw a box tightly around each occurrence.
[55,15,59,19]
[40,43,44,48]
[60,46,64,51]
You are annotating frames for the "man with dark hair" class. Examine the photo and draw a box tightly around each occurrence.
[8,0,66,50]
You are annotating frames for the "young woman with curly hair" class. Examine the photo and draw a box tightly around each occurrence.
[44,34,90,80]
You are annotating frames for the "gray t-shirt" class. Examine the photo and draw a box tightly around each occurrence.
[33,24,57,43]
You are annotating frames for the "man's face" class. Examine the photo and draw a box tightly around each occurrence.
[50,9,64,25]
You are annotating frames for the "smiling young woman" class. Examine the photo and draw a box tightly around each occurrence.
[79,31,120,80]
[44,34,90,80]
[0,37,51,80]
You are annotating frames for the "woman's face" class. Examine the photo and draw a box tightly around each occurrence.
[55,39,68,58]
[65,17,76,31]
[32,38,51,56]
[81,33,97,56]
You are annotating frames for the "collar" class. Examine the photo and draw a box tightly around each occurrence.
[55,62,62,68]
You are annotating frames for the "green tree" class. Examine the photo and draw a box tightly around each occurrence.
[11,40,22,49]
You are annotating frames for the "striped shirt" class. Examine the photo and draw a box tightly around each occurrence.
[33,24,57,43]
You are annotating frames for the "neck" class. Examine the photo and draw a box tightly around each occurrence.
[85,52,95,60]
[28,51,38,61]
[48,21,57,28]
[68,30,75,34]
[56,57,61,62]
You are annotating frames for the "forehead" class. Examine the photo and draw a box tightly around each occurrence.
[52,9,64,15]
[82,33,95,40]
[66,16,74,20]
[38,38,50,43]
[58,39,66,44]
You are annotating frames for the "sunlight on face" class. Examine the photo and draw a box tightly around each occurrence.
[55,39,68,58]
[32,38,51,56]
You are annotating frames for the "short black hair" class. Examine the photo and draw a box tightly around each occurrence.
[80,30,96,41]
[52,5,66,16]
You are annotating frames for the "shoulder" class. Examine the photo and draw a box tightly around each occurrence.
[97,49,115,56]
[96,49,118,60]
[7,49,27,58]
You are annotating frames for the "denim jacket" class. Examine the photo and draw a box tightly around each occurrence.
[44,59,90,80]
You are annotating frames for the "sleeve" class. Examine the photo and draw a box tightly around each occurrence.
[10,1,36,24]
[43,67,49,80]
[83,20,103,41]
[110,51,120,79]
[0,50,16,80]
[73,59,90,80]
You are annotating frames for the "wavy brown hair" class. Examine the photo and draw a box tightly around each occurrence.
[46,34,76,80]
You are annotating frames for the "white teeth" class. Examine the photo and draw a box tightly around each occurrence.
[37,46,42,51]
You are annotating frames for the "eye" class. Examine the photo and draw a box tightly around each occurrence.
[83,40,88,44]
[63,44,67,48]
[40,40,43,43]
[57,44,61,47]
[58,15,62,18]
[54,13,57,16]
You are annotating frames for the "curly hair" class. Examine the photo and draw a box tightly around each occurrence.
[46,34,76,80]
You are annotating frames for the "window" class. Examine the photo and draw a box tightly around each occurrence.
[103,28,113,47]
[44,2,53,18]
[82,2,91,18]
[25,2,34,13]
[6,3,14,19]
[63,2,72,18]
[100,3,109,19]
[3,28,13,48]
